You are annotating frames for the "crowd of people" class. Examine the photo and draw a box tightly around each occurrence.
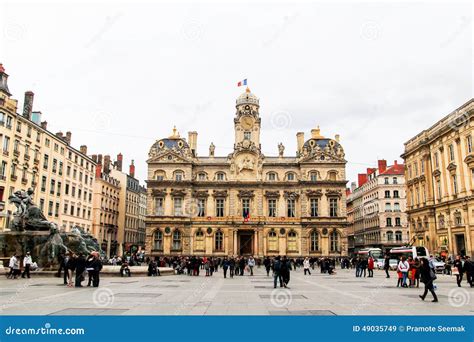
[56,251,103,287]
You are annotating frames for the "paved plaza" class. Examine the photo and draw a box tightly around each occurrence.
[0,267,472,316]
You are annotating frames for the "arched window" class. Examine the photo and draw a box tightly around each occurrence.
[174,170,184,181]
[310,230,319,252]
[267,172,277,181]
[154,170,166,181]
[328,171,337,181]
[386,230,393,241]
[216,172,225,181]
[395,231,402,242]
[329,230,339,252]
[215,230,223,251]
[194,230,204,251]
[454,211,462,226]
[287,231,297,251]
[153,230,163,250]
[172,230,182,250]
[197,172,207,181]
[309,171,318,182]
[286,172,295,181]
[267,231,278,251]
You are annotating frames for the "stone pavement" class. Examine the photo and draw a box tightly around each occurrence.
[0,267,472,315]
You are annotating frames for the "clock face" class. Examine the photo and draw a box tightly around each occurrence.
[241,116,254,130]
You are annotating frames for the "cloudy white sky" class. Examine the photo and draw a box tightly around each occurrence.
[1,0,472,184]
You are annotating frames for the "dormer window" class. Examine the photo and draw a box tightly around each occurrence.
[268,172,276,181]
[216,172,225,181]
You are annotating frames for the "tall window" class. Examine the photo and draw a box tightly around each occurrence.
[329,198,338,217]
[310,198,319,217]
[434,152,439,168]
[216,199,224,217]
[287,231,297,251]
[215,230,223,251]
[395,231,402,242]
[195,230,204,251]
[384,177,389,184]
[0,161,6,178]
[172,230,182,250]
[394,202,400,211]
[197,198,206,217]
[467,135,473,154]
[309,172,318,182]
[385,203,391,212]
[452,175,458,194]
[449,144,455,161]
[153,229,163,250]
[268,172,276,181]
[384,190,390,198]
[242,199,250,218]
[155,198,164,215]
[2,136,9,153]
[395,217,401,226]
[41,176,47,192]
[43,154,49,170]
[268,199,277,217]
[393,190,399,198]
[216,172,225,181]
[287,199,295,217]
[174,197,183,216]
[175,171,184,181]
[387,231,393,241]
[437,180,442,200]
[268,231,278,251]
[310,230,319,252]
[330,230,339,252]
[386,217,392,226]
[393,177,398,184]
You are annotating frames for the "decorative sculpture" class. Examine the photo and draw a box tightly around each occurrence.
[8,188,54,231]
[278,142,285,157]
[209,142,215,157]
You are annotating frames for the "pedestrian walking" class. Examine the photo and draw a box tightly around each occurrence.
[303,257,311,275]
[273,256,283,288]
[75,253,86,287]
[248,256,255,276]
[419,258,438,302]
[384,254,390,278]
[263,256,271,276]
[21,252,33,278]
[397,256,409,287]
[368,257,374,277]
[453,255,464,287]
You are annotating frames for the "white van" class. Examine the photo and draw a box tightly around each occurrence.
[389,246,429,260]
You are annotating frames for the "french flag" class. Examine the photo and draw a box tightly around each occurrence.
[237,79,247,87]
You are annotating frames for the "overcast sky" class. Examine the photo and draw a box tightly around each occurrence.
[1,0,472,185]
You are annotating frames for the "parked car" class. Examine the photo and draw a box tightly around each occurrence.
[432,257,446,273]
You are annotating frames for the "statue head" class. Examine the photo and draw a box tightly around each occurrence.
[27,188,34,195]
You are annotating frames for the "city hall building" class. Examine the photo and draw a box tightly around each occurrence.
[145,88,348,257]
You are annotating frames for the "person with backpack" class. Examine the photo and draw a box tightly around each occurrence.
[273,256,283,288]
[419,258,438,302]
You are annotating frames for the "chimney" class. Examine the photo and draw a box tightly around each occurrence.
[103,155,111,174]
[296,132,305,153]
[358,173,368,187]
[95,163,102,178]
[335,134,340,143]
[311,126,324,139]
[40,121,47,130]
[65,131,72,144]
[346,188,351,196]
[378,160,387,173]
[97,154,103,165]
[80,145,87,155]
[188,131,198,155]
[116,153,123,171]
[129,160,135,178]
[92,154,98,163]
[22,91,34,120]
[394,160,398,165]
[367,168,376,175]
[55,132,63,139]
[351,181,357,192]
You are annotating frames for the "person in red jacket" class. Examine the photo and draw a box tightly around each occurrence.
[368,256,374,277]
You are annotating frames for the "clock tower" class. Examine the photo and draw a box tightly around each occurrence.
[234,87,261,152]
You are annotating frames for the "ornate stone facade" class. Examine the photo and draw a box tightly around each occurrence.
[402,99,474,257]
[145,88,348,257]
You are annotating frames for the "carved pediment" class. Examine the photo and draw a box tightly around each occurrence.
[465,153,474,167]
[306,189,323,198]
[147,150,192,164]
[433,169,441,178]
[170,188,187,197]
[283,190,300,199]
[325,189,342,198]
[447,162,457,172]
[193,190,209,198]
[152,189,167,197]
[238,190,255,198]
[212,190,228,198]
[264,190,280,198]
